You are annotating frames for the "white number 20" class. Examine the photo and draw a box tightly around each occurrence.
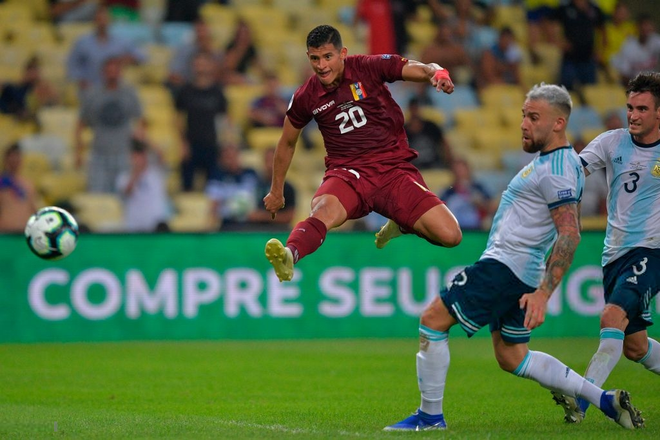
[335,106,367,134]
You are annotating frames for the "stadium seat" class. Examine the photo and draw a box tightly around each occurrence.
[246,127,282,152]
[70,193,124,232]
[421,169,453,193]
[169,192,213,232]
[224,84,265,130]
[19,134,68,169]
[57,22,94,48]
[199,3,237,29]
[582,84,627,116]
[430,85,479,125]
[20,151,51,186]
[38,170,86,205]
[567,105,604,140]
[6,0,49,21]
[0,3,32,24]
[479,84,525,110]
[137,84,174,109]
[38,106,79,149]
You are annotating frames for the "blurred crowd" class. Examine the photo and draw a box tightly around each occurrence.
[0,0,658,234]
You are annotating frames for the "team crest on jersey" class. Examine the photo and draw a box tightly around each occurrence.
[381,54,392,59]
[652,160,660,178]
[522,164,534,178]
[350,82,368,101]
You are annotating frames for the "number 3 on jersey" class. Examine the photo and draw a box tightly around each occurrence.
[336,106,367,134]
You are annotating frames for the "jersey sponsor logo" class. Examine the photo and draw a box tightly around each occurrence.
[312,100,336,115]
[557,189,573,200]
[626,275,638,284]
[349,82,368,101]
[381,54,392,59]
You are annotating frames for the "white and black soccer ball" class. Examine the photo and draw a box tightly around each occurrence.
[25,206,79,260]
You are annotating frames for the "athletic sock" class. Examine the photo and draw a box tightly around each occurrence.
[584,328,624,387]
[286,217,327,263]
[417,325,449,416]
[512,350,602,403]
[638,338,660,374]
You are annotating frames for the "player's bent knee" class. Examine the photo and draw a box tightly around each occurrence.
[623,341,648,362]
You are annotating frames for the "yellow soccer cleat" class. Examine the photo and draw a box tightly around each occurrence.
[265,238,294,282]
[375,219,403,249]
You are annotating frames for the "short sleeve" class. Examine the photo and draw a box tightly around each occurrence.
[579,132,609,174]
[539,170,580,210]
[286,88,312,129]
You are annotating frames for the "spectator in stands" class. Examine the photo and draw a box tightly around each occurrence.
[611,14,660,86]
[356,0,396,55]
[247,72,288,129]
[206,144,259,231]
[524,0,560,63]
[420,22,472,85]
[245,147,296,231]
[175,52,228,192]
[116,139,171,232]
[105,0,140,22]
[476,26,523,90]
[75,57,146,193]
[66,5,146,91]
[442,0,487,63]
[439,157,494,230]
[167,20,221,92]
[222,19,263,85]
[49,0,98,23]
[0,143,38,232]
[551,0,606,90]
[0,56,59,121]
[390,0,422,55]
[164,0,204,22]
[405,97,452,170]
[598,1,636,71]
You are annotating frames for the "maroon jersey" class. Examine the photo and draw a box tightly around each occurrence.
[287,54,417,169]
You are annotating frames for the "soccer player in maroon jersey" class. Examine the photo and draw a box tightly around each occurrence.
[264,24,462,282]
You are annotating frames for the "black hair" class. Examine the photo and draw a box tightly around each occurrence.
[626,71,660,108]
[306,25,342,50]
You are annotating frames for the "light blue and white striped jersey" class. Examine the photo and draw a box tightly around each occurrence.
[481,146,584,287]
[579,128,660,266]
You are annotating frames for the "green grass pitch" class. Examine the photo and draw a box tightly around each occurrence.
[1,338,657,439]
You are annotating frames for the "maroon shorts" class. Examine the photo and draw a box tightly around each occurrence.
[314,162,444,230]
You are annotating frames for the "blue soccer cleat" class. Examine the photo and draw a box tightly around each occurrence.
[383,409,447,431]
[599,389,645,429]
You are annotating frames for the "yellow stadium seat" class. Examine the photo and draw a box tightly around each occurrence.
[38,106,79,148]
[199,3,237,29]
[38,170,86,205]
[582,84,627,116]
[453,108,501,134]
[581,215,607,231]
[20,151,51,186]
[246,127,281,151]
[57,22,94,48]
[6,0,48,21]
[70,193,124,232]
[224,84,265,130]
[0,3,32,24]
[421,169,453,193]
[169,192,214,232]
[137,84,174,109]
[479,84,525,110]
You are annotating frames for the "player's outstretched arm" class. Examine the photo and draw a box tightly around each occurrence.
[264,117,301,219]
[401,60,454,94]
[520,202,581,329]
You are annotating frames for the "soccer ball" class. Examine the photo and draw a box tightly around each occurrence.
[25,206,79,260]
